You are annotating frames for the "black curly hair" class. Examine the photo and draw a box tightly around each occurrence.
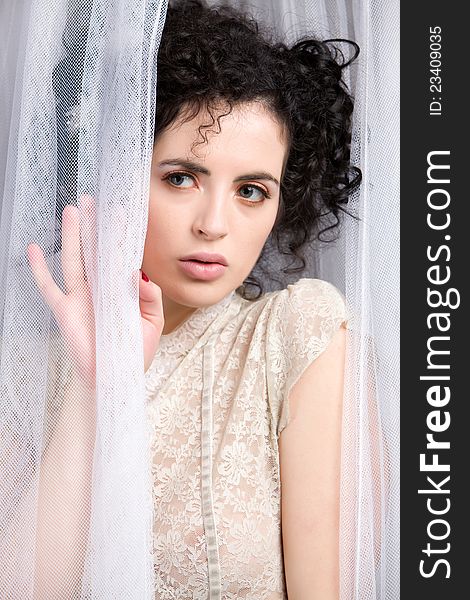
[155,0,361,299]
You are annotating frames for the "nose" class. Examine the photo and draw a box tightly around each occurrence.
[192,192,228,240]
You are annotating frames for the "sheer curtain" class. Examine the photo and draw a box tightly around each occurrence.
[0,0,399,598]
[0,0,168,597]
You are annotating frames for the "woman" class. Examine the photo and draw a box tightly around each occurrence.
[26,0,360,597]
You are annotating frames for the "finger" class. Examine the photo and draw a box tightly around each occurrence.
[61,204,85,293]
[139,272,164,328]
[27,243,65,314]
[78,194,97,283]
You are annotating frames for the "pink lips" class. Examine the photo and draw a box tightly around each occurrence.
[180,252,228,266]
[179,251,228,281]
[179,259,227,281]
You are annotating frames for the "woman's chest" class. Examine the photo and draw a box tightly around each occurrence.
[145,341,287,598]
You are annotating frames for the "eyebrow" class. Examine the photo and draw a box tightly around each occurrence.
[157,159,280,187]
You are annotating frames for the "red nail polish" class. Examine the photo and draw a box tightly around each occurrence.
[141,270,149,282]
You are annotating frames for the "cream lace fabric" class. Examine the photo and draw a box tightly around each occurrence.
[144,277,349,599]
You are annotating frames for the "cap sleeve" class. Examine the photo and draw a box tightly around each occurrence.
[265,278,348,436]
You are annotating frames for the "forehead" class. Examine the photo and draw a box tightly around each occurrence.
[154,102,287,171]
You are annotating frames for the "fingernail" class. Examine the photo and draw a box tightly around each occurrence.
[141,270,149,282]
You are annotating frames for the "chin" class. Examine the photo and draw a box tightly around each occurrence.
[165,277,235,308]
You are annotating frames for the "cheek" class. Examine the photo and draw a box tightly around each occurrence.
[237,218,273,259]
[144,209,172,259]
[248,203,279,241]
[147,197,183,239]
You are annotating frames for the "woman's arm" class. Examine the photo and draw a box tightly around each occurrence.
[278,324,346,599]
[33,376,96,599]
[0,375,96,600]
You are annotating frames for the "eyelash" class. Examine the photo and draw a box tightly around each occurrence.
[162,170,271,203]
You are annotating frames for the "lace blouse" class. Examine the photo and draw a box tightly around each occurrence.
[144,277,348,599]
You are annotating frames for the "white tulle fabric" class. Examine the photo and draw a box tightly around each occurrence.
[1,0,168,598]
[145,278,347,598]
[0,0,399,599]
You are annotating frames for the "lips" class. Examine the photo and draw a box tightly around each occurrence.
[180,252,228,266]
[178,258,227,281]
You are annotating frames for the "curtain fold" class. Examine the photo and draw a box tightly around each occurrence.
[1,1,168,597]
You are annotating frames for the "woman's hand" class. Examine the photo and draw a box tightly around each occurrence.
[139,267,165,373]
[27,196,164,391]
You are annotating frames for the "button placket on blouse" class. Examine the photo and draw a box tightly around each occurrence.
[201,332,222,599]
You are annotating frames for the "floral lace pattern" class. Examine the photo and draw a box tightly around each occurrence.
[145,278,348,599]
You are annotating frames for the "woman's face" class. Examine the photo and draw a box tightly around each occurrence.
[142,101,287,331]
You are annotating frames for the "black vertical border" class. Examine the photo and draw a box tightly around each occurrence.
[401,2,468,598]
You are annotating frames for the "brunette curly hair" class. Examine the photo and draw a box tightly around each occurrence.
[155,0,361,299]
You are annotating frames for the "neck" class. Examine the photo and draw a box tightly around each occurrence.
[161,294,198,335]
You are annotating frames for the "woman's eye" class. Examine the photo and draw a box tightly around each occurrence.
[238,185,268,202]
[164,172,195,188]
